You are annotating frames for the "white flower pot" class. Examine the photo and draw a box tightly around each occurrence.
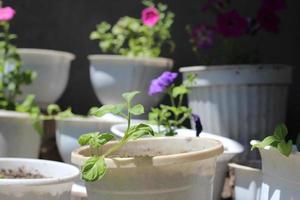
[258,146,300,200]
[111,124,244,200]
[0,158,79,200]
[0,110,41,158]
[72,137,223,200]
[180,65,292,159]
[18,48,75,108]
[55,114,126,163]
[88,55,173,114]
[229,163,262,200]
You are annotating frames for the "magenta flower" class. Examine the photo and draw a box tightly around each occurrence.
[141,7,160,27]
[262,0,286,11]
[148,71,178,96]
[257,7,280,33]
[0,6,15,21]
[216,10,248,38]
[191,24,215,49]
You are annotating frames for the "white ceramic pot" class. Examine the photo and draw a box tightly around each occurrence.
[56,114,126,163]
[0,158,79,200]
[229,163,262,200]
[0,110,41,158]
[88,55,173,114]
[18,48,75,108]
[180,64,292,159]
[72,137,223,200]
[258,145,300,200]
[111,124,244,200]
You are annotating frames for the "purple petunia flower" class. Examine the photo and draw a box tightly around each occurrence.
[262,0,286,11]
[216,10,248,38]
[257,7,280,33]
[191,24,215,49]
[148,71,178,96]
[192,114,203,137]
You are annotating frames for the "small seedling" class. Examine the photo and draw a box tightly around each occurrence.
[78,91,154,182]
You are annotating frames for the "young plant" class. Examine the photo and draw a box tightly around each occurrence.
[0,5,36,110]
[46,104,76,119]
[90,0,174,57]
[148,72,202,136]
[78,91,154,182]
[251,124,298,157]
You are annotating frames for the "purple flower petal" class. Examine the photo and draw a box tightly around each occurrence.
[148,71,178,96]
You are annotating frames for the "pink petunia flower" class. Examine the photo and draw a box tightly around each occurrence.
[216,10,248,38]
[257,7,280,33]
[191,24,215,49]
[0,6,15,21]
[141,7,160,27]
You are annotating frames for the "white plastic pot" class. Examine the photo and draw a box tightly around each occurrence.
[0,110,41,158]
[18,48,75,108]
[257,145,300,200]
[72,137,223,200]
[111,124,244,200]
[229,163,262,200]
[0,158,79,200]
[180,64,292,159]
[88,55,173,114]
[56,114,126,163]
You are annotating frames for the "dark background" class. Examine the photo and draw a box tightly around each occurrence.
[3,0,300,137]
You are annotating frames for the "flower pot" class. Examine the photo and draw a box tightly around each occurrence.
[0,158,79,200]
[88,55,173,114]
[55,114,126,163]
[0,110,41,158]
[229,163,262,200]
[180,64,292,159]
[18,48,75,108]
[111,124,244,200]
[258,146,300,200]
[72,137,223,200]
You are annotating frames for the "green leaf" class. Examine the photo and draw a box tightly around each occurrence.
[91,104,124,117]
[57,107,76,118]
[129,104,144,116]
[172,86,188,98]
[78,133,96,146]
[81,156,107,182]
[122,91,140,103]
[78,132,114,148]
[278,140,293,157]
[127,123,155,140]
[251,136,280,150]
[273,124,288,140]
[47,104,61,116]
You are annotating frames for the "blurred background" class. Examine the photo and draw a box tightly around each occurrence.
[3,0,300,137]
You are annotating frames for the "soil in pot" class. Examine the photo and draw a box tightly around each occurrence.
[0,167,45,179]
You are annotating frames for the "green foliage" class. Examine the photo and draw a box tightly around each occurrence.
[46,104,76,119]
[251,124,293,157]
[78,91,154,182]
[90,1,175,57]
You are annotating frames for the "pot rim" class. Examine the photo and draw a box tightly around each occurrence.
[0,158,80,186]
[72,137,224,168]
[18,48,75,61]
[228,163,261,172]
[110,123,244,155]
[0,109,30,119]
[55,114,126,123]
[179,64,292,73]
[88,54,173,65]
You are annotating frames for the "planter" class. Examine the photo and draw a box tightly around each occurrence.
[0,158,79,200]
[56,114,126,163]
[258,146,300,200]
[18,48,75,108]
[180,64,292,159]
[229,163,262,200]
[111,124,244,200]
[0,110,41,158]
[72,137,223,200]
[88,55,173,114]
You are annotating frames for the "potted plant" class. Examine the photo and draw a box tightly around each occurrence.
[0,158,79,200]
[251,124,300,200]
[180,0,291,159]
[0,5,42,158]
[46,104,126,163]
[71,91,223,200]
[88,0,174,114]
[111,71,244,200]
